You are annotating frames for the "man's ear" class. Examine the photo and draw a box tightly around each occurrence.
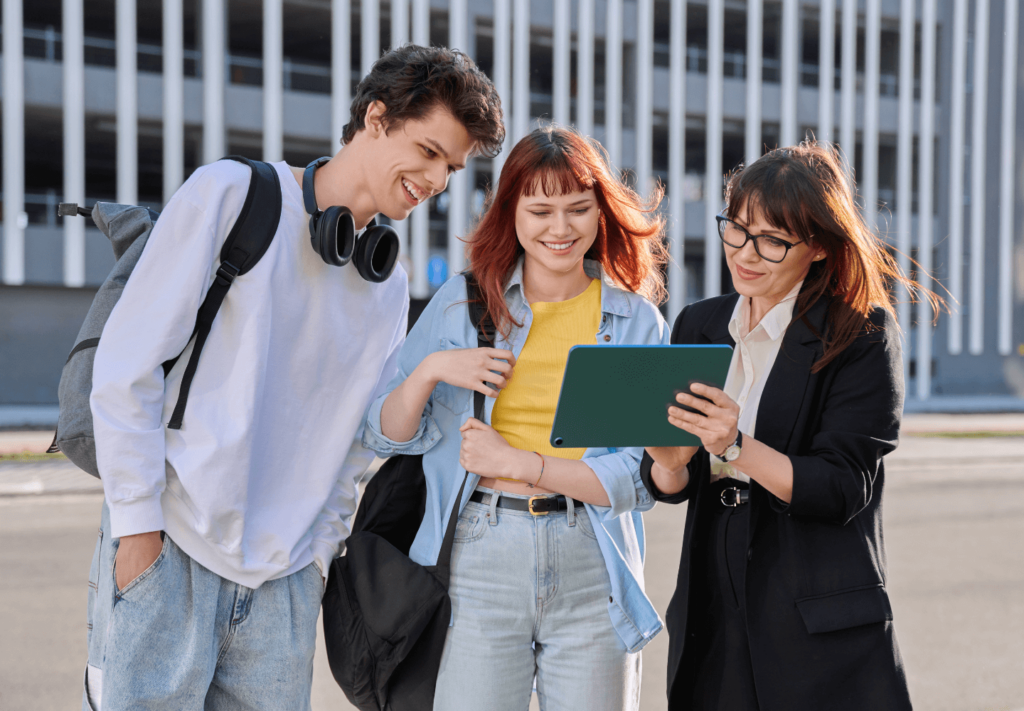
[364,101,387,138]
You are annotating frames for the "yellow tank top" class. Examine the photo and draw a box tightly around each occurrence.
[491,278,602,462]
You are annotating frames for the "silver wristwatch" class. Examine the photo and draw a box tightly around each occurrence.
[714,431,743,462]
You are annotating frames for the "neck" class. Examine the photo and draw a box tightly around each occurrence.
[522,258,592,304]
[289,144,377,230]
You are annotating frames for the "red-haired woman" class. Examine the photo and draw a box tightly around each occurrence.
[642,143,936,710]
[362,125,670,709]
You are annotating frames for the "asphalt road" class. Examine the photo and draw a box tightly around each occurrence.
[1,435,1022,711]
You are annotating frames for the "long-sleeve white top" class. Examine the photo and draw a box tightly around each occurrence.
[90,159,408,587]
[711,280,803,483]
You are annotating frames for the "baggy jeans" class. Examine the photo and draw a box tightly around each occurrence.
[83,503,324,711]
[433,487,642,711]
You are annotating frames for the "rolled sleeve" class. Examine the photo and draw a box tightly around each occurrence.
[362,394,444,456]
[582,446,651,518]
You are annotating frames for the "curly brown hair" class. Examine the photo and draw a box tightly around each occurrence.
[342,45,505,158]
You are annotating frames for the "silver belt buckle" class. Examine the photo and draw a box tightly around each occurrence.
[720,487,743,507]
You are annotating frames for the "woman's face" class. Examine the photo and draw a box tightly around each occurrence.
[724,202,824,304]
[515,185,600,280]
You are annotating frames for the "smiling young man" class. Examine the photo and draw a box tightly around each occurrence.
[83,45,503,711]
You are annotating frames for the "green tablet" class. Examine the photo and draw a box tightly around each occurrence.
[549,344,734,449]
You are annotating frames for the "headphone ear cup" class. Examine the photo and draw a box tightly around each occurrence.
[315,206,356,267]
[352,225,401,283]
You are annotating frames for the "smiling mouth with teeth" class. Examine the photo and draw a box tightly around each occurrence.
[542,240,577,252]
[402,179,426,204]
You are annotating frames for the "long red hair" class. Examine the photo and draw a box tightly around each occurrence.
[466,125,668,339]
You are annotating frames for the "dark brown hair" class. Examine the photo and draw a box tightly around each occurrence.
[342,45,505,158]
[724,141,942,372]
[467,125,668,340]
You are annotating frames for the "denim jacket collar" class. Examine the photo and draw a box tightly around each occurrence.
[502,257,634,318]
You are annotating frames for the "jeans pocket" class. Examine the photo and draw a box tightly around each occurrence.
[574,509,600,541]
[113,533,170,597]
[454,511,486,542]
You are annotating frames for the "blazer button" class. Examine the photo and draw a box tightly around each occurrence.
[603,335,611,342]
[747,547,753,561]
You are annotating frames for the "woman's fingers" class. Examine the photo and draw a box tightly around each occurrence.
[690,382,737,410]
[484,348,517,368]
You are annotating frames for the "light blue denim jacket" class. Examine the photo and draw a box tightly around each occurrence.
[362,258,670,652]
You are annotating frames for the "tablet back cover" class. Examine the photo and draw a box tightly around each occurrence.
[550,345,733,448]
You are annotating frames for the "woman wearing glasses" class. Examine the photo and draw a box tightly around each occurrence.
[642,143,937,710]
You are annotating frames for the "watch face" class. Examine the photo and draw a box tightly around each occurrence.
[723,444,741,462]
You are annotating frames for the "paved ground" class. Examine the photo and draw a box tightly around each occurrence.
[1,419,1023,710]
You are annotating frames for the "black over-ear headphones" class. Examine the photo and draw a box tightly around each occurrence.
[302,156,400,283]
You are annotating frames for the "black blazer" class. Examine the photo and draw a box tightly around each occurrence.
[641,293,913,711]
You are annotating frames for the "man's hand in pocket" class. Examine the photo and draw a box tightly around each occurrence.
[115,531,164,591]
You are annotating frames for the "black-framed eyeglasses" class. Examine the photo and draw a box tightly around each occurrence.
[715,215,804,264]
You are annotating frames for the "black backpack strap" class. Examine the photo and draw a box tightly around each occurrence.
[167,156,282,430]
[434,272,495,584]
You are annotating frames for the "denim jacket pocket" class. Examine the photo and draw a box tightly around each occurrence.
[433,338,471,414]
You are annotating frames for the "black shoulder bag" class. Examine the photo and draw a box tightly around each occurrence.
[322,275,492,711]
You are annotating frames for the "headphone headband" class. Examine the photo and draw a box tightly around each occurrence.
[302,156,332,215]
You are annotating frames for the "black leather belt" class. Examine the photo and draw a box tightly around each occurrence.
[719,487,750,507]
[469,490,585,516]
[709,479,750,508]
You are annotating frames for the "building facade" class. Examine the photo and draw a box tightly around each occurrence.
[2,0,1023,424]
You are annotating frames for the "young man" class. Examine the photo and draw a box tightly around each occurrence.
[84,45,504,711]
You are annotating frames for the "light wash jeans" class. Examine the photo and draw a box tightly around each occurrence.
[83,503,323,711]
[434,487,642,711]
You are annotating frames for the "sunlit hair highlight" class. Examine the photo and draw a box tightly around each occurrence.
[724,141,943,371]
[467,125,668,340]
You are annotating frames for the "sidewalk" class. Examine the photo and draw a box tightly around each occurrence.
[2,412,1022,499]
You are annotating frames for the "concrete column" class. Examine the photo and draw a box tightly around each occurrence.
[64,0,86,287]
[264,0,283,162]
[917,0,938,398]
[817,0,835,145]
[668,0,687,319]
[969,0,991,354]
[513,0,531,142]
[117,0,138,204]
[553,0,570,125]
[998,0,1019,355]
[2,0,25,285]
[895,0,914,381]
[202,0,227,163]
[448,0,469,273]
[332,0,351,149]
[746,0,763,164]
[862,0,880,230]
[604,0,622,164]
[492,0,512,177]
[780,0,799,146]
[577,0,594,137]
[411,0,430,297]
[362,0,380,76]
[839,0,856,179]
[163,0,185,202]
[636,0,653,195]
[705,0,724,297]
[947,0,969,354]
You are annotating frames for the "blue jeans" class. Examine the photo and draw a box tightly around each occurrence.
[434,488,642,711]
[83,503,323,711]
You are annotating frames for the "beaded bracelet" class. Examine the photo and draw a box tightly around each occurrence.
[528,451,546,488]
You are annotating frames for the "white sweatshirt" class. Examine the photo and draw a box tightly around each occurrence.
[91,159,408,587]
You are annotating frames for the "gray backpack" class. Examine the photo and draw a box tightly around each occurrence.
[49,156,283,477]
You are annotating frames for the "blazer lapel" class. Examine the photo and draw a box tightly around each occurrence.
[701,293,740,346]
[754,297,827,455]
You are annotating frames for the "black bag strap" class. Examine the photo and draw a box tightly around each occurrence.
[167,156,283,430]
[433,273,494,585]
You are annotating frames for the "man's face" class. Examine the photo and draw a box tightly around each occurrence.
[365,105,477,221]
